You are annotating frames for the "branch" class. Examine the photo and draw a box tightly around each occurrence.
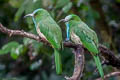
[0,23,49,44]
[99,44,120,69]
[96,72,120,80]
[65,45,85,80]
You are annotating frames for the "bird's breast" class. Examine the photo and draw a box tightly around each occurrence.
[36,26,47,40]
[70,32,82,45]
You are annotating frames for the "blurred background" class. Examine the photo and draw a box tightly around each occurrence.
[0,0,120,80]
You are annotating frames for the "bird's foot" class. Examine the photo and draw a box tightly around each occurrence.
[64,38,70,42]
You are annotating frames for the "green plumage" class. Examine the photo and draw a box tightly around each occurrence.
[70,21,99,54]
[54,49,62,74]
[65,14,104,78]
[26,9,62,74]
[34,10,62,50]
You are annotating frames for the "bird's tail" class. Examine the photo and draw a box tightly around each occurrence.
[93,55,104,79]
[54,49,62,74]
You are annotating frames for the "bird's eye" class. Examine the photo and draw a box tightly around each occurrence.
[71,17,74,20]
[68,17,73,21]
[34,13,38,17]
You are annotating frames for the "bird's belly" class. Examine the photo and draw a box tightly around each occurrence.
[70,32,82,45]
[36,27,47,40]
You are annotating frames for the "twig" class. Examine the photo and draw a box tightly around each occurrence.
[0,23,49,44]
[99,44,120,69]
[96,72,120,80]
[56,10,63,20]
[28,43,35,60]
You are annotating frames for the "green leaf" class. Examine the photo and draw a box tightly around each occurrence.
[14,0,29,21]
[0,41,19,55]
[62,2,72,13]
[23,38,34,45]
[0,50,8,55]
[10,45,27,59]
[9,0,23,8]
[32,41,53,55]
[42,0,52,7]
[55,0,70,9]
[10,48,18,59]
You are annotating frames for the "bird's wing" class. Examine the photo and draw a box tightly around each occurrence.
[37,16,62,49]
[91,31,99,47]
[72,21,99,54]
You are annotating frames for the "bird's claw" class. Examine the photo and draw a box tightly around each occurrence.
[64,38,70,42]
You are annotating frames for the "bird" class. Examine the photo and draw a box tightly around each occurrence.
[24,8,63,74]
[61,14,104,78]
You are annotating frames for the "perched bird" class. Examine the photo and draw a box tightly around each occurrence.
[61,14,104,78]
[24,8,62,74]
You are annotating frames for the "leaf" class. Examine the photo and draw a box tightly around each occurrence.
[42,0,52,7]
[62,2,72,13]
[9,0,23,8]
[32,41,53,55]
[0,41,19,55]
[55,0,70,9]
[10,48,18,59]
[23,38,34,45]
[0,50,8,55]
[10,45,27,59]
[14,0,29,21]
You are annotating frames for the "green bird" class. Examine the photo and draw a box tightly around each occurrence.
[62,14,104,78]
[24,8,62,74]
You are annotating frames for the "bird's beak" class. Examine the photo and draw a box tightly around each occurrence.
[24,13,34,18]
[58,18,68,23]
[58,19,65,23]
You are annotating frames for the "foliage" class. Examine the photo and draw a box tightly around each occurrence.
[0,0,120,80]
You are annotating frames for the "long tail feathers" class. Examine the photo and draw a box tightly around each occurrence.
[93,55,104,79]
[54,49,62,74]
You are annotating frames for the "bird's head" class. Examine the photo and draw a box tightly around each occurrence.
[59,14,81,23]
[58,14,81,30]
[24,8,49,27]
[24,8,49,20]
